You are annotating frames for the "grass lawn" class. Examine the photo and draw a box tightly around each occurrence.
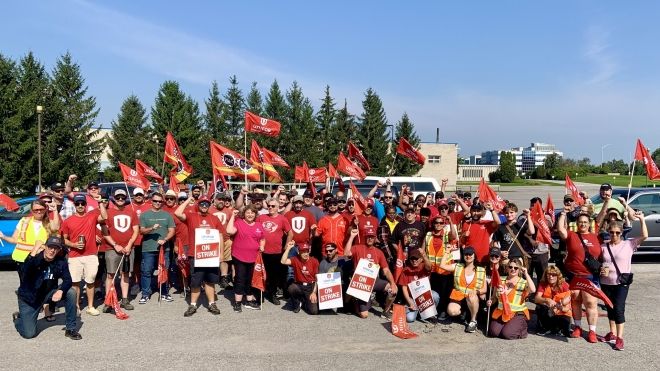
[457,179,561,187]
[573,174,660,187]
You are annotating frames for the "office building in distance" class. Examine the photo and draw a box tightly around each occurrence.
[481,142,563,173]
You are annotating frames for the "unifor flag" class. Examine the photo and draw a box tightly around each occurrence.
[396,138,426,165]
[0,192,19,212]
[210,141,260,181]
[329,162,346,193]
[564,174,584,206]
[337,152,366,181]
[244,111,281,137]
[477,178,506,212]
[305,163,327,183]
[294,165,308,182]
[250,140,282,182]
[262,147,289,168]
[530,200,553,245]
[391,304,418,339]
[119,162,150,190]
[394,243,405,282]
[569,277,613,308]
[135,159,163,183]
[634,138,660,180]
[206,170,227,198]
[251,252,267,292]
[157,246,168,287]
[545,194,556,225]
[348,141,371,171]
[164,132,193,182]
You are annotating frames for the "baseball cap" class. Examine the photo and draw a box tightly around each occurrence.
[373,190,381,198]
[198,195,211,204]
[191,185,202,191]
[436,199,448,207]
[326,197,338,205]
[600,183,613,190]
[87,181,99,189]
[114,189,127,197]
[470,203,484,211]
[563,194,574,202]
[50,182,65,191]
[177,192,188,199]
[366,199,375,207]
[298,243,311,252]
[489,248,502,257]
[292,195,304,203]
[45,236,64,249]
[165,189,177,197]
[364,226,377,237]
[607,208,622,220]
[420,207,431,217]
[73,194,86,203]
[303,189,314,198]
[133,187,145,196]
[38,192,53,200]
[408,249,423,260]
[463,246,476,256]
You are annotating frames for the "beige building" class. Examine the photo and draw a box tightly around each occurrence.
[414,142,458,188]
[457,164,500,182]
[93,128,112,170]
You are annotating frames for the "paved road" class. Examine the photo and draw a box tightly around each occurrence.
[2,260,659,370]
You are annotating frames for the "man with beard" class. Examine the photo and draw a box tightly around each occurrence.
[352,199,379,244]
[281,242,319,314]
[256,198,293,305]
[392,207,426,257]
[460,202,500,265]
[316,198,348,256]
[302,189,324,222]
[284,196,316,246]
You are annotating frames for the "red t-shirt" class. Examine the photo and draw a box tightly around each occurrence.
[397,264,431,286]
[61,210,101,257]
[461,219,498,264]
[565,231,602,276]
[341,211,355,225]
[211,206,233,227]
[290,256,319,284]
[355,214,379,244]
[350,244,388,270]
[106,207,139,247]
[256,214,291,254]
[284,209,316,245]
[183,211,225,257]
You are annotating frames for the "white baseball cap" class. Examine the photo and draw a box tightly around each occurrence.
[133,187,145,196]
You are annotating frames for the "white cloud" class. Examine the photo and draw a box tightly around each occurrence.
[583,25,618,85]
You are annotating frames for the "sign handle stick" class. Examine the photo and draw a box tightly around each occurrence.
[389,153,398,176]
[626,160,636,200]
[504,218,528,253]
[486,283,493,336]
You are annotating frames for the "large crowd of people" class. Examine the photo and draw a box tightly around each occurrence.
[1,175,645,351]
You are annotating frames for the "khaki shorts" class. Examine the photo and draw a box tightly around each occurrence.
[105,249,135,274]
[222,240,232,262]
[68,254,99,284]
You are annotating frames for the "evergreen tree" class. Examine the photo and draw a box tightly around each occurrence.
[357,88,389,175]
[392,112,422,176]
[205,80,228,144]
[105,95,150,181]
[330,99,358,164]
[263,79,288,156]
[44,52,104,186]
[315,85,336,164]
[280,82,319,178]
[0,54,19,192]
[149,80,208,181]
[222,75,245,151]
[245,81,276,152]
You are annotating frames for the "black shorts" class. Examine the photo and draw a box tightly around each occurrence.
[356,277,389,313]
[190,260,220,289]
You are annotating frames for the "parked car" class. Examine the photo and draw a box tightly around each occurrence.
[0,196,37,262]
[624,189,660,255]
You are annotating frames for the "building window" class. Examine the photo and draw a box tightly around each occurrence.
[428,155,441,164]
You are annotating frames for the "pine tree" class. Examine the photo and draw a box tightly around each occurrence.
[263,79,288,156]
[105,95,150,181]
[280,82,319,178]
[393,112,422,175]
[223,75,245,151]
[44,52,104,186]
[330,99,358,164]
[245,81,276,152]
[315,85,336,164]
[357,88,389,175]
[205,81,228,144]
[0,54,19,192]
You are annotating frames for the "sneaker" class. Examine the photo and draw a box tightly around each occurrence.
[219,276,229,289]
[233,301,242,313]
[183,305,197,317]
[120,299,134,311]
[269,295,281,306]
[466,320,477,333]
[570,326,582,338]
[380,310,393,321]
[437,311,448,321]
[138,295,150,304]
[12,311,20,322]
[244,300,260,310]
[614,337,624,351]
[600,332,616,343]
[587,330,598,343]
[208,303,221,315]
[65,329,82,340]
[276,287,284,298]
[161,294,174,302]
[537,328,552,336]
[102,305,112,314]
[85,306,100,316]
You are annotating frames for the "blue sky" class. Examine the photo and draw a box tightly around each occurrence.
[2,0,660,163]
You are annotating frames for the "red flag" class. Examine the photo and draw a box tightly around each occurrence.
[634,138,660,180]
[530,201,553,245]
[119,162,150,190]
[164,132,193,182]
[262,147,289,168]
[307,166,327,183]
[294,166,308,182]
[349,180,367,209]
[0,192,19,212]
[337,152,366,181]
[477,178,506,212]
[103,286,129,320]
[157,247,168,287]
[545,194,556,225]
[490,263,512,321]
[394,243,405,282]
[135,159,163,183]
[207,170,228,198]
[168,171,180,193]
[251,252,267,291]
[396,138,426,165]
[569,277,613,308]
[391,304,418,339]
[348,141,371,171]
[328,163,338,178]
[250,140,282,182]
[210,141,260,181]
[244,111,281,137]
[176,256,190,280]
[565,174,584,206]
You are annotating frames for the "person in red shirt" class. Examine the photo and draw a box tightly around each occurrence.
[345,226,398,319]
[341,199,357,224]
[460,202,500,265]
[352,199,379,245]
[398,248,440,322]
[256,198,293,305]
[281,241,319,314]
[102,189,139,311]
[61,194,107,316]
[557,211,603,343]
[211,192,235,289]
[316,198,348,256]
[284,196,316,245]
[175,195,225,317]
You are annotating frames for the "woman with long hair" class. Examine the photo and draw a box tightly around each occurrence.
[1,199,59,268]
[534,265,571,336]
[488,258,536,339]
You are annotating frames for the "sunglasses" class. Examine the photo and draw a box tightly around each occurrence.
[165,197,176,201]
[268,205,278,208]
[134,194,144,197]
[608,231,622,235]
[151,200,163,204]
[439,206,449,210]
[325,248,336,252]
[52,189,64,193]
[115,196,126,200]
[464,253,474,256]
[74,202,86,206]
[328,203,338,206]
[88,187,99,191]
[45,245,62,250]
[563,200,573,204]
[508,266,519,270]
[32,208,46,212]
[384,196,393,199]
[199,203,211,207]
[490,255,500,258]
[409,256,422,261]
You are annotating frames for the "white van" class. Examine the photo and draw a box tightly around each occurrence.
[339,176,441,199]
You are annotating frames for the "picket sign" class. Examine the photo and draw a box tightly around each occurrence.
[316,272,343,310]
[194,228,221,267]
[407,277,437,320]
[346,258,379,302]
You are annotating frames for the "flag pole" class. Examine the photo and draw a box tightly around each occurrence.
[626,160,636,201]
[389,153,398,176]
[486,282,493,336]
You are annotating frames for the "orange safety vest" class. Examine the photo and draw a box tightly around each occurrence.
[492,278,530,322]
[425,232,453,275]
[542,286,572,317]
[449,263,485,301]
[12,216,49,263]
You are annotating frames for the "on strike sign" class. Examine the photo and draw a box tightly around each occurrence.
[346,258,379,302]
[407,277,437,320]
[194,228,222,267]
[316,272,343,310]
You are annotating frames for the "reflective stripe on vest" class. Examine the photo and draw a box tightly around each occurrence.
[453,264,486,294]
[12,217,49,263]
[497,278,528,313]
[426,231,451,274]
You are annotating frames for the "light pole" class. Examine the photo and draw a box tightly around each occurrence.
[154,134,159,166]
[601,143,612,168]
[36,105,43,192]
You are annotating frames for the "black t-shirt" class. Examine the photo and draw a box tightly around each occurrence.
[392,220,426,255]
[493,219,532,259]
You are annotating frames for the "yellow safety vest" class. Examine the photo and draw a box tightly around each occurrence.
[453,263,486,294]
[425,231,452,275]
[12,217,49,263]
[493,277,530,321]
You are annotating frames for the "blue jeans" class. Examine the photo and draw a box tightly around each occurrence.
[406,290,440,323]
[15,287,77,338]
[141,250,170,297]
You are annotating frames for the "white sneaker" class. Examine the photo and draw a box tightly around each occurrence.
[86,306,100,316]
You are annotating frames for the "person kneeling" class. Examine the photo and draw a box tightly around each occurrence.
[281,242,319,314]
[398,249,440,322]
[487,258,536,339]
[13,237,81,340]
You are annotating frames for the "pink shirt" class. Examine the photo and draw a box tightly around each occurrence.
[231,218,264,263]
[601,239,639,285]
